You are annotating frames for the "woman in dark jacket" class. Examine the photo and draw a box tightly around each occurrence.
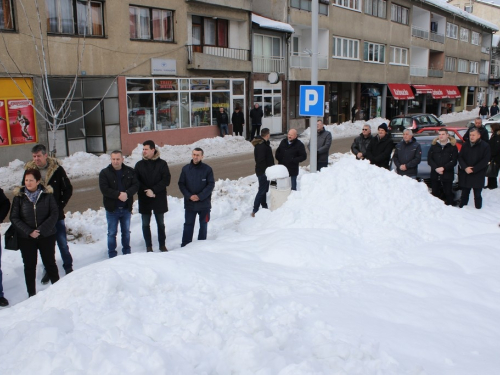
[231,106,245,136]
[488,123,500,189]
[10,169,59,297]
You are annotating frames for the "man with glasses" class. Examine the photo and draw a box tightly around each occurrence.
[351,125,373,160]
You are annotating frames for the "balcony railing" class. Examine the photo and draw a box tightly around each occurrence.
[253,56,285,73]
[290,53,328,69]
[481,46,490,54]
[428,68,443,78]
[480,73,488,81]
[186,45,250,64]
[430,31,445,44]
[410,65,428,77]
[412,25,429,40]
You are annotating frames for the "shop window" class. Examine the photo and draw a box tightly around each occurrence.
[129,5,174,42]
[46,0,104,36]
[0,0,14,30]
[156,93,179,130]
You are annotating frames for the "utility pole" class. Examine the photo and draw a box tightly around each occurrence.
[310,0,319,172]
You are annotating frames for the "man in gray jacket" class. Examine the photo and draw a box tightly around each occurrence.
[308,120,332,171]
[351,125,373,160]
[392,129,422,177]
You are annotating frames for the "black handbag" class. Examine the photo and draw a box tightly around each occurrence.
[486,162,499,178]
[4,224,19,251]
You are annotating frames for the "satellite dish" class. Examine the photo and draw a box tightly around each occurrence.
[267,72,279,84]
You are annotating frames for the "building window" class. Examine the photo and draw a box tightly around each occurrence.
[446,22,458,39]
[291,0,329,15]
[332,0,361,12]
[471,31,480,45]
[464,5,472,13]
[192,16,228,49]
[389,46,407,65]
[130,6,174,42]
[365,0,386,18]
[46,0,104,36]
[458,59,468,73]
[332,36,359,60]
[445,56,456,71]
[460,27,469,42]
[391,4,408,25]
[254,34,282,58]
[469,61,478,74]
[0,0,14,30]
[364,41,385,63]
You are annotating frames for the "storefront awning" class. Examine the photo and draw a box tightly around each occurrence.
[388,83,415,100]
[443,85,461,99]
[430,86,446,99]
[412,84,433,94]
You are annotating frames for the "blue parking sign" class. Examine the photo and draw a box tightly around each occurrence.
[299,85,325,117]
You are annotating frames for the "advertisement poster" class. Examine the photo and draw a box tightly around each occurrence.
[0,101,9,146]
[7,99,36,145]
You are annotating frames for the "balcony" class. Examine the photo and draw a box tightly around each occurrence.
[187,45,252,72]
[430,31,445,44]
[290,52,328,69]
[410,65,428,77]
[253,56,285,73]
[428,69,443,78]
[412,25,429,40]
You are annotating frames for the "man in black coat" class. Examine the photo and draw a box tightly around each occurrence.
[249,103,264,141]
[178,148,215,247]
[392,129,422,177]
[351,124,373,160]
[216,107,229,137]
[99,151,140,258]
[479,103,489,119]
[275,129,307,190]
[487,124,500,189]
[366,123,395,169]
[0,187,11,307]
[24,144,73,284]
[231,106,245,137]
[490,102,499,117]
[251,128,274,216]
[463,118,489,143]
[135,140,171,252]
[458,128,491,209]
[428,128,459,205]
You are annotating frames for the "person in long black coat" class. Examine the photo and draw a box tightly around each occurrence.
[487,124,500,189]
[231,106,245,137]
[251,128,274,216]
[134,140,171,252]
[463,118,489,143]
[0,187,11,306]
[275,129,307,190]
[458,128,491,209]
[365,123,395,169]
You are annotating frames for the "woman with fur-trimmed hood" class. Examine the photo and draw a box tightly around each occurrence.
[10,169,60,297]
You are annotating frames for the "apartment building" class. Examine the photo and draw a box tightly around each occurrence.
[0,0,252,164]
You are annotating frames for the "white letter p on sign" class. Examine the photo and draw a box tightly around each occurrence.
[305,90,318,112]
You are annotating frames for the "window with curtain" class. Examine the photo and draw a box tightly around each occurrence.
[46,0,104,36]
[193,16,230,48]
[130,6,174,42]
[46,0,74,34]
[0,0,14,30]
[76,1,103,36]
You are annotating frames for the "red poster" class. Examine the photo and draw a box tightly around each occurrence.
[0,101,10,146]
[7,99,36,145]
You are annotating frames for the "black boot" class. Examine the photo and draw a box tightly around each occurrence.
[41,271,50,285]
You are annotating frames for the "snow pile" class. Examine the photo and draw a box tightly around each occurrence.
[265,165,289,180]
[1,155,500,374]
[439,106,479,124]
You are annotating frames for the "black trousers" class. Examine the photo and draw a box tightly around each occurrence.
[19,235,59,296]
[460,187,483,209]
[487,176,498,189]
[431,178,454,206]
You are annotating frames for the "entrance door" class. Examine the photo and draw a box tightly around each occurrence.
[254,81,282,134]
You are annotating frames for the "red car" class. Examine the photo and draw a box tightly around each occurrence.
[416,127,467,151]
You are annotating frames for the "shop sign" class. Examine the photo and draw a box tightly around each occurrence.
[151,58,177,75]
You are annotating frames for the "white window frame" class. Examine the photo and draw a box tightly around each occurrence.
[365,0,386,19]
[332,0,361,12]
[291,0,328,15]
[445,56,456,72]
[391,4,409,25]
[469,61,478,74]
[471,31,480,45]
[460,27,469,42]
[389,46,408,65]
[446,22,458,39]
[332,36,359,60]
[364,41,385,63]
[253,34,283,59]
[458,59,468,73]
[130,5,174,42]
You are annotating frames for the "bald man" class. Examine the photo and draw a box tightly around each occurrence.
[275,129,307,190]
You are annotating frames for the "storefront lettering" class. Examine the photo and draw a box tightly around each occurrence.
[393,89,409,96]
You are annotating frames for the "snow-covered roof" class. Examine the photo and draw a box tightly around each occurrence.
[427,0,499,31]
[252,13,294,33]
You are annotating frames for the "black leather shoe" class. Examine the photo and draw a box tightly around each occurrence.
[147,246,153,252]
[0,297,9,307]
[41,272,50,285]
[159,246,168,252]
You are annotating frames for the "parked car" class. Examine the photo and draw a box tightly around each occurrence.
[389,113,444,132]
[416,127,467,151]
[390,134,461,202]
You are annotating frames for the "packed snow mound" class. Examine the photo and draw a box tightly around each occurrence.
[266,164,289,180]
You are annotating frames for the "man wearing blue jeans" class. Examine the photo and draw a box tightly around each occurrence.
[135,141,171,252]
[251,128,274,216]
[24,144,74,285]
[0,187,11,307]
[216,107,229,137]
[99,151,139,258]
[178,148,215,247]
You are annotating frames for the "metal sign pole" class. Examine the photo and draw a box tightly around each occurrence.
[310,0,319,173]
